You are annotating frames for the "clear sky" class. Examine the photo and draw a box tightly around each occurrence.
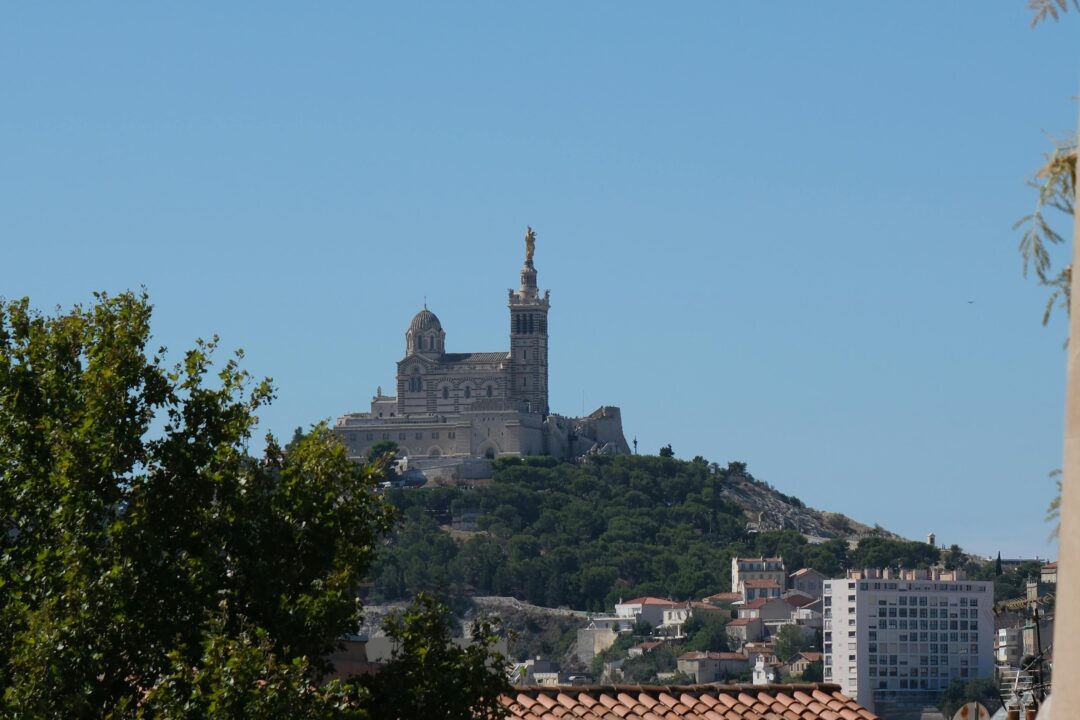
[1,4,1077,558]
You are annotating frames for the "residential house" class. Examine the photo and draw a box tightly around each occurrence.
[1040,561,1057,585]
[501,685,880,720]
[790,568,829,598]
[737,597,796,624]
[725,617,764,645]
[661,601,727,638]
[676,651,749,683]
[741,578,782,602]
[731,557,786,595]
[996,628,1021,666]
[614,596,677,629]
[783,651,824,678]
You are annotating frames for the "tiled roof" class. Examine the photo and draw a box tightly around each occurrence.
[735,557,784,563]
[790,568,827,578]
[783,593,818,608]
[743,579,782,589]
[799,652,824,662]
[501,683,879,720]
[703,592,742,603]
[744,598,772,609]
[441,352,509,364]
[727,617,760,626]
[620,596,677,606]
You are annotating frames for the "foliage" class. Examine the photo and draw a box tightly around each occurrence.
[367,439,400,464]
[1016,138,1076,326]
[1029,0,1078,27]
[682,614,730,653]
[370,455,943,612]
[138,606,365,719]
[991,560,1045,603]
[846,535,940,571]
[800,660,823,682]
[0,292,483,717]
[618,642,680,683]
[773,624,815,662]
[359,593,510,720]
[659,444,674,458]
[938,677,1002,719]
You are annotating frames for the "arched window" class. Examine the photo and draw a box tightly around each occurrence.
[430,335,437,350]
[522,376,527,387]
[417,335,424,350]
[464,386,471,399]
[442,386,449,400]
[486,385,493,397]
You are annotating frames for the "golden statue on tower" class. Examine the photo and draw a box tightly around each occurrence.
[524,226,536,264]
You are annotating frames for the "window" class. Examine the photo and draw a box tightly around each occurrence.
[442,386,449,399]
[398,433,406,440]
[464,386,471,399]
[381,433,389,440]
[418,335,424,350]
[448,431,455,439]
[415,432,423,440]
[522,376,527,387]
[487,385,493,397]
[431,432,439,439]
[366,433,373,441]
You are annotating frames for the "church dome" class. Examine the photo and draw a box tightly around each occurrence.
[408,308,442,333]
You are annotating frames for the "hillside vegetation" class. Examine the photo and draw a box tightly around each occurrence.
[369,455,944,611]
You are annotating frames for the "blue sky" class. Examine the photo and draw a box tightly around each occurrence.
[1,4,1076,558]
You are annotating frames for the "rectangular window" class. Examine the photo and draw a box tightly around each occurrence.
[398,433,406,440]
[415,432,423,440]
[382,432,389,440]
[366,433,373,441]
[431,432,439,439]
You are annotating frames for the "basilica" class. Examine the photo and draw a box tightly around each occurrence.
[334,228,629,470]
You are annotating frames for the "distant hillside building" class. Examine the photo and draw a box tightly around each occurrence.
[731,557,786,597]
[823,567,993,716]
[334,228,629,464]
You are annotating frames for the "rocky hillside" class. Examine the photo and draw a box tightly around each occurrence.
[720,472,898,541]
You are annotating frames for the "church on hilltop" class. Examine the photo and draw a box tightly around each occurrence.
[335,228,629,468]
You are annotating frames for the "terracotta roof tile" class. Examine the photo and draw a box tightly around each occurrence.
[504,685,875,720]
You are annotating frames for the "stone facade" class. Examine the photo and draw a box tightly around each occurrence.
[335,230,629,465]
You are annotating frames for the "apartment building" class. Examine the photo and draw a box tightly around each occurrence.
[823,568,993,715]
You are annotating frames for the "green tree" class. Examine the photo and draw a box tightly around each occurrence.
[683,614,730,653]
[659,444,674,458]
[360,593,509,720]
[800,660,824,682]
[367,439,400,464]
[0,292,509,718]
[773,624,815,662]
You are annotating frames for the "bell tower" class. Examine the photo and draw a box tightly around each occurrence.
[508,226,549,414]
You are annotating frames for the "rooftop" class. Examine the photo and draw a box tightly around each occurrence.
[502,683,878,720]
[619,596,677,606]
[742,579,782,589]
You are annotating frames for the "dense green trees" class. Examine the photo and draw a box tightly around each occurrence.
[371,455,946,611]
[0,292,509,718]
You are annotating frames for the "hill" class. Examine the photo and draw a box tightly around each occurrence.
[366,454,937,612]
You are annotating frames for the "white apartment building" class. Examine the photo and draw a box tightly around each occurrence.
[823,568,994,715]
